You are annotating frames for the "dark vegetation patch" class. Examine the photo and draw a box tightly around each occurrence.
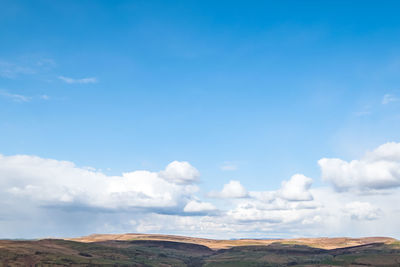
[128,240,214,254]
[78,252,92,257]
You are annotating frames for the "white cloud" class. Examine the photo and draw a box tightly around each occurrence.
[343,201,380,221]
[133,214,237,238]
[382,94,398,104]
[205,174,318,231]
[209,180,248,198]
[0,154,199,210]
[226,177,317,224]
[242,175,313,205]
[279,174,313,201]
[3,142,400,239]
[0,58,55,79]
[227,201,314,223]
[0,90,52,102]
[131,185,400,239]
[365,142,400,161]
[319,142,400,192]
[58,76,98,84]
[0,90,31,102]
[183,200,216,213]
[159,161,200,184]
[0,61,35,78]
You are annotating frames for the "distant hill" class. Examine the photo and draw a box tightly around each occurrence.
[67,233,396,250]
[1,234,399,266]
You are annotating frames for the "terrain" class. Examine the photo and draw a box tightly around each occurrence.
[0,234,399,266]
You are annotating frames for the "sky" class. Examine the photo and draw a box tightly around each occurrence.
[1,0,400,239]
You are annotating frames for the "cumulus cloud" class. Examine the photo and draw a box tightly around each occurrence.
[209,180,248,198]
[133,184,400,239]
[0,154,199,211]
[183,200,216,213]
[319,142,400,192]
[227,180,317,224]
[365,142,400,161]
[159,161,200,184]
[3,142,400,239]
[58,76,98,84]
[343,201,380,221]
[207,174,317,228]
[279,174,313,201]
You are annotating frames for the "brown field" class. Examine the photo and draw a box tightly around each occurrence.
[66,233,396,250]
[1,234,399,266]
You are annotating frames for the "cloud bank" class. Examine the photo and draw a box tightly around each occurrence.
[1,142,400,239]
[0,155,200,212]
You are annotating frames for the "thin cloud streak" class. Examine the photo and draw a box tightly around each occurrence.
[0,90,31,102]
[382,94,398,105]
[0,61,35,78]
[58,76,98,84]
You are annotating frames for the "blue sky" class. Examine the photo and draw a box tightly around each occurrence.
[1,0,400,238]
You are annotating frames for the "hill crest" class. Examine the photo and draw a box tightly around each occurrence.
[66,233,396,250]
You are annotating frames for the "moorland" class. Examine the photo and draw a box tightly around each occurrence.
[1,234,399,266]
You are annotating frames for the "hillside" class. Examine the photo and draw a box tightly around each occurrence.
[67,233,396,250]
[1,234,399,266]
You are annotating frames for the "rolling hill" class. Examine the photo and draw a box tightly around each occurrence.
[1,234,399,266]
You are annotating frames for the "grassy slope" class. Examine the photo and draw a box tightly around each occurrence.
[0,239,213,266]
[67,234,396,250]
[0,236,399,266]
[205,243,400,267]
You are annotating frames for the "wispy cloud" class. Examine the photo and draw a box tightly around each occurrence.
[220,161,238,171]
[58,76,98,84]
[0,61,35,78]
[0,58,56,79]
[0,90,49,102]
[382,94,398,105]
[0,90,31,102]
